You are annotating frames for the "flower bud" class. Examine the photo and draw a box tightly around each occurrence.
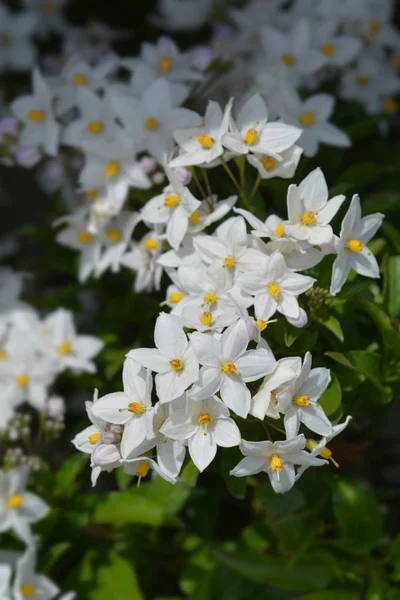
[46,395,66,419]
[109,424,123,434]
[0,117,19,138]
[140,156,157,173]
[92,444,120,467]
[286,308,308,328]
[102,431,116,444]
[152,172,165,185]
[173,166,192,186]
[192,46,213,70]
[15,146,42,168]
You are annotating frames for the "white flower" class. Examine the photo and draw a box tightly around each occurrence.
[284,167,346,245]
[127,313,199,404]
[56,214,102,283]
[193,215,249,273]
[21,0,67,38]
[13,547,59,600]
[230,434,326,493]
[312,20,362,67]
[0,562,12,599]
[330,194,384,295]
[189,319,275,418]
[0,466,49,545]
[238,252,315,322]
[223,93,301,157]
[120,240,163,294]
[150,397,186,479]
[247,145,303,180]
[306,415,352,467]
[91,361,155,459]
[250,358,297,420]
[185,195,238,235]
[169,98,233,167]
[141,167,201,251]
[279,90,350,157]
[151,0,212,32]
[277,352,332,438]
[0,5,37,72]
[72,390,107,455]
[161,395,241,472]
[11,68,59,156]
[122,456,177,485]
[96,211,141,276]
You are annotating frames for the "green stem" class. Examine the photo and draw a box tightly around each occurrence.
[249,173,262,205]
[219,157,241,191]
[190,167,207,199]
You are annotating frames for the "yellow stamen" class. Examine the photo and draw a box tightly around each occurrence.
[135,461,149,478]
[0,350,6,360]
[164,194,179,208]
[198,413,213,435]
[275,222,284,237]
[15,374,29,387]
[170,358,183,371]
[203,293,217,305]
[368,20,380,39]
[347,239,363,252]
[7,494,24,509]
[78,231,93,244]
[197,133,214,148]
[383,99,398,113]
[222,362,237,375]
[58,340,72,354]
[89,433,101,445]
[262,156,276,170]
[28,109,45,122]
[72,72,86,86]
[270,454,283,472]
[295,395,311,406]
[107,229,122,242]
[85,189,98,200]
[393,56,400,70]
[169,292,183,304]
[302,210,316,225]
[357,76,371,87]
[256,319,268,332]
[189,211,200,224]
[128,402,145,414]
[104,161,120,178]
[300,112,315,126]
[145,117,159,131]
[200,311,213,326]
[87,120,104,134]
[320,43,336,56]
[20,585,37,596]
[319,447,332,460]
[144,238,159,251]
[270,389,278,406]
[40,0,55,14]
[282,53,295,66]
[268,283,280,299]
[159,56,172,72]
[223,256,235,269]
[244,128,258,145]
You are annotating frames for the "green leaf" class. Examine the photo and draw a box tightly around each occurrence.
[213,550,332,592]
[54,453,89,498]
[384,255,400,318]
[317,316,344,342]
[332,478,383,555]
[382,222,400,253]
[300,592,359,600]
[319,373,342,416]
[355,297,400,363]
[89,552,143,600]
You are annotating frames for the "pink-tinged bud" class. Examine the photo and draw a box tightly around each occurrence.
[153,172,165,185]
[245,318,259,341]
[109,424,123,434]
[140,156,157,173]
[92,443,120,467]
[46,395,66,418]
[0,117,19,138]
[15,146,42,168]
[192,46,213,70]
[286,308,308,328]
[173,166,192,186]
[102,431,116,444]
[212,23,233,41]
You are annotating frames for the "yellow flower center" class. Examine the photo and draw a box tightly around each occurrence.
[0,33,12,47]
[302,210,316,225]
[357,76,371,87]
[244,128,259,145]
[300,112,315,126]
[159,56,173,72]
[295,394,311,406]
[256,319,268,332]
[347,239,363,252]
[189,211,200,225]
[144,238,159,251]
[203,293,217,305]
[282,53,295,66]
[262,156,276,170]
[40,0,55,14]
[87,120,104,134]
[0,350,6,360]
[198,414,213,426]
[383,99,398,113]
[222,362,237,375]
[164,194,179,208]
[320,43,336,56]
[78,231,93,244]
[28,109,46,122]
[268,283,280,299]
[170,358,183,371]
[104,161,120,178]
[7,494,24,509]
[135,461,149,478]
[145,117,160,131]
[197,133,214,148]
[128,402,145,414]
[72,72,86,86]
[223,256,235,269]
[368,20,380,39]
[20,584,37,596]
[270,389,278,405]
[58,340,72,354]
[393,56,400,70]
[15,374,29,387]
[89,433,101,445]
[169,292,183,304]
[275,222,284,237]
[86,189,98,200]
[107,229,122,242]
[200,311,213,326]
[319,447,332,460]
[270,454,283,472]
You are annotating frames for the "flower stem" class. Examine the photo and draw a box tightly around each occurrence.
[249,173,262,205]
